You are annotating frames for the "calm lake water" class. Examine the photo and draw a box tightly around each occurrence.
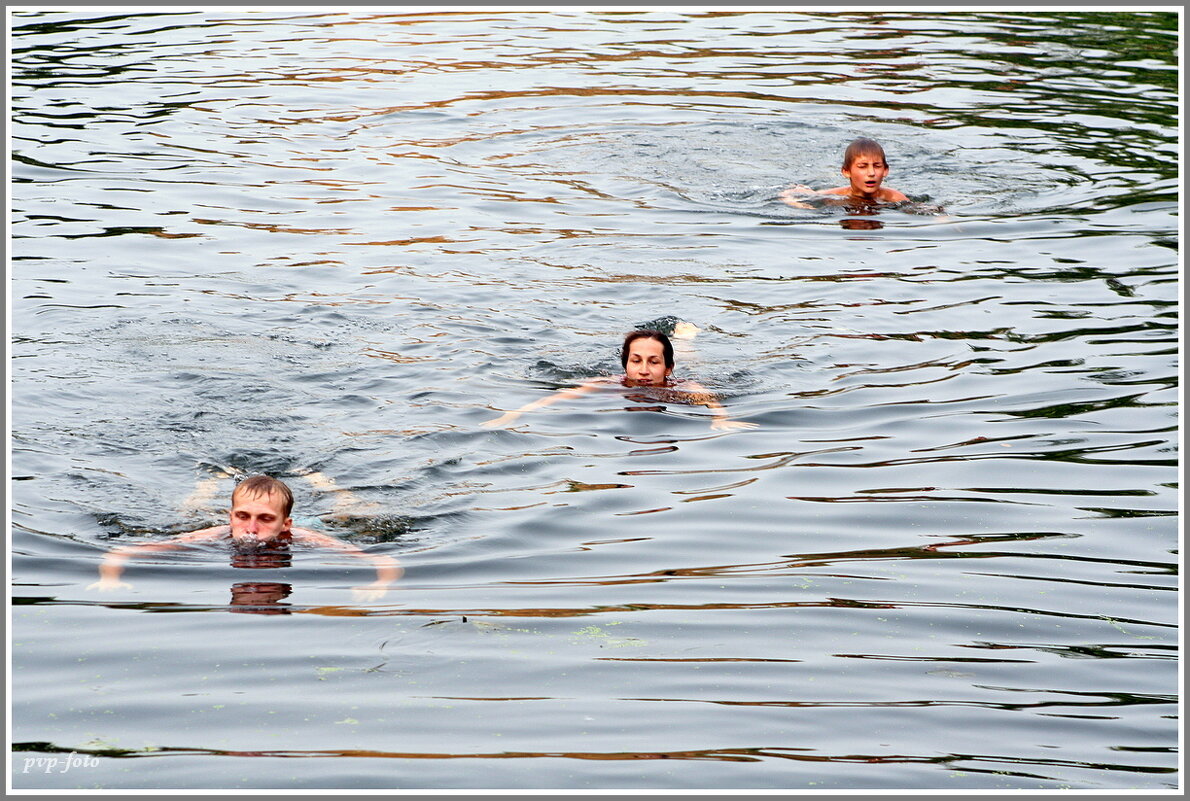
[8,9,1180,792]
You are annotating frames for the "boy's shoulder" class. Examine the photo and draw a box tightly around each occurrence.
[880,187,909,202]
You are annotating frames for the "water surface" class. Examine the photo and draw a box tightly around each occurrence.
[9,9,1180,791]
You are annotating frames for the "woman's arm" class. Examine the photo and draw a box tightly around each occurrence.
[481,379,607,428]
[681,381,758,431]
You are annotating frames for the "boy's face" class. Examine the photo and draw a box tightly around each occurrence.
[842,151,889,198]
[229,489,292,544]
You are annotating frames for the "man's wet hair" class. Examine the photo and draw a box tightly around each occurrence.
[232,474,294,518]
[621,329,674,370]
[842,137,889,170]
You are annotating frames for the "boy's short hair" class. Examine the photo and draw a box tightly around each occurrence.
[842,137,888,169]
[621,329,674,370]
[232,474,294,518]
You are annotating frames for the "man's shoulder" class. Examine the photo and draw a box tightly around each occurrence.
[174,525,230,542]
[291,527,353,548]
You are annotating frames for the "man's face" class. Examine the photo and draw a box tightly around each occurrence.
[229,489,292,545]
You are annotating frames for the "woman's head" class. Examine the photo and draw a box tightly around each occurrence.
[621,329,674,386]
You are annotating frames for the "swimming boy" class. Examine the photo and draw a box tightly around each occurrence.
[87,474,402,602]
[481,329,756,432]
[781,136,909,208]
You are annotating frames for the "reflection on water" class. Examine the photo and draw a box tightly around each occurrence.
[229,582,293,616]
[839,217,883,230]
[10,8,1179,792]
[229,545,293,571]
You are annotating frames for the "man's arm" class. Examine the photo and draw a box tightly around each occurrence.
[292,528,403,601]
[88,526,228,591]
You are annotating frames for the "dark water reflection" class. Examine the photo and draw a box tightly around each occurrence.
[9,9,1179,791]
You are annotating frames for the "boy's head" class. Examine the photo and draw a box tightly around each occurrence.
[842,137,888,170]
[229,475,294,544]
[840,137,891,199]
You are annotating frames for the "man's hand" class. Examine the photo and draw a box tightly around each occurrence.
[87,577,132,592]
[352,583,390,603]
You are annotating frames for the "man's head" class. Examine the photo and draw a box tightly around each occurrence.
[229,475,294,544]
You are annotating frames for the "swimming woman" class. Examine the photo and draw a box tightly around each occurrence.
[481,329,757,431]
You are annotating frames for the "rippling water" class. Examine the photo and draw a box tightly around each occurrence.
[9,9,1180,791]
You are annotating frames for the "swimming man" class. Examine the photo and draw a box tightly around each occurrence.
[88,474,402,602]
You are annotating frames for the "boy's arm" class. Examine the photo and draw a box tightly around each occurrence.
[783,185,857,208]
[779,184,818,209]
[88,526,228,591]
[292,528,403,601]
[481,380,606,428]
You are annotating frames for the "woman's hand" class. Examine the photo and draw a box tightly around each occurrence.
[481,411,522,428]
[711,418,758,432]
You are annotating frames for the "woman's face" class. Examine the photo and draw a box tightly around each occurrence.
[624,337,672,386]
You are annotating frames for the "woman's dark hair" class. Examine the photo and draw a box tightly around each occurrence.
[621,329,674,370]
